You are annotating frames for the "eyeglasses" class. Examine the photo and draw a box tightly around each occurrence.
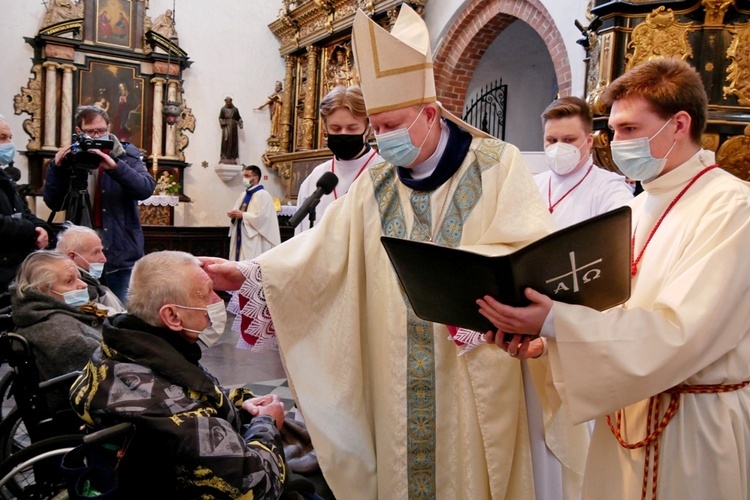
[80,128,108,137]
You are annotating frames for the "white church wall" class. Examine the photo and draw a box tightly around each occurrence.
[0,0,590,226]
[425,0,592,98]
[464,20,556,152]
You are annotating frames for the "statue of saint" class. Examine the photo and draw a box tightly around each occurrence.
[41,0,83,28]
[255,81,284,139]
[151,9,178,43]
[219,97,243,163]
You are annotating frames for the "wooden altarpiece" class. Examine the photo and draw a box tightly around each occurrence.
[14,0,195,225]
[581,0,750,180]
[263,0,427,203]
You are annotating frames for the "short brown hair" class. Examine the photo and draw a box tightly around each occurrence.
[603,58,707,143]
[541,96,593,133]
[75,105,110,128]
[320,85,367,123]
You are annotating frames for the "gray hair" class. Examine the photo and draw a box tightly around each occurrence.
[55,222,100,255]
[14,250,72,298]
[127,251,200,326]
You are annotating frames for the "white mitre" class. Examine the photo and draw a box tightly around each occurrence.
[351,4,491,138]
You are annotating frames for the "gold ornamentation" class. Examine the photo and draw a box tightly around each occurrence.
[701,132,720,153]
[625,7,694,71]
[175,104,195,162]
[323,41,360,92]
[592,130,618,173]
[702,0,734,26]
[705,62,715,71]
[724,22,750,105]
[717,125,750,181]
[13,65,43,151]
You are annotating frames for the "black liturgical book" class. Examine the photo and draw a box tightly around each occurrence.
[381,206,632,333]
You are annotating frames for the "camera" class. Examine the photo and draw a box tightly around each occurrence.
[67,134,115,170]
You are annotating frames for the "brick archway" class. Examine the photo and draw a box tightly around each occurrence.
[433,0,571,115]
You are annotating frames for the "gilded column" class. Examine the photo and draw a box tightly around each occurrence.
[280,55,296,153]
[151,77,166,157]
[165,80,179,157]
[42,62,60,150]
[59,64,77,147]
[301,46,319,150]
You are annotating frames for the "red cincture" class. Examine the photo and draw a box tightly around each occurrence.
[547,164,594,213]
[630,164,718,277]
[331,150,378,199]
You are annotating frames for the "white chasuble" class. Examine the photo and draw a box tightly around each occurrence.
[545,150,750,499]
[255,138,586,499]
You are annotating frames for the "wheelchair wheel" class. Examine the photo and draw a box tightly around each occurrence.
[0,433,82,499]
[0,370,15,422]
[0,407,29,461]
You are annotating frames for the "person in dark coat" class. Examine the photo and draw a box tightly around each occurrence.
[11,250,104,414]
[0,116,50,295]
[43,106,156,302]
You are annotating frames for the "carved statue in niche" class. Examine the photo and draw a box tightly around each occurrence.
[724,23,750,106]
[151,9,179,43]
[324,45,359,92]
[256,81,284,139]
[625,7,694,71]
[41,0,84,28]
[219,97,243,164]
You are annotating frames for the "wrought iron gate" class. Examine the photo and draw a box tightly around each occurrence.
[462,80,508,140]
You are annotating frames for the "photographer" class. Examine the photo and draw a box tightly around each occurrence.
[43,106,155,302]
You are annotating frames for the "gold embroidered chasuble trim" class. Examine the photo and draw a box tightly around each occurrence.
[370,138,505,497]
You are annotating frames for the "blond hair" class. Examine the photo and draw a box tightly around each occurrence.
[320,85,368,124]
[541,96,593,133]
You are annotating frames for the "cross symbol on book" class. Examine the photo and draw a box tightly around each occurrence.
[545,252,603,294]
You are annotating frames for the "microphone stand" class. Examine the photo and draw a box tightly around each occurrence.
[306,199,321,228]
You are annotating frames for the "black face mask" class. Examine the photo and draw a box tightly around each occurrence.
[326,132,367,161]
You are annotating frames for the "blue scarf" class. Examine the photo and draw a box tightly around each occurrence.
[233,185,264,261]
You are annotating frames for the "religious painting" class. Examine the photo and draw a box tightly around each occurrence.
[78,61,145,150]
[95,0,133,48]
[290,158,327,200]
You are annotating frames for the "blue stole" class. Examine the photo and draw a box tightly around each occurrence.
[233,185,264,261]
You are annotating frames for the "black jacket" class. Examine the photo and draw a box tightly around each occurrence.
[0,168,49,292]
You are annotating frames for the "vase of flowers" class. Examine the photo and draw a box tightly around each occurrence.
[154,171,181,196]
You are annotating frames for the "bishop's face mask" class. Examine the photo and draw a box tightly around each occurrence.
[174,301,228,348]
[375,106,435,167]
[610,117,676,182]
[544,141,585,176]
[53,288,90,307]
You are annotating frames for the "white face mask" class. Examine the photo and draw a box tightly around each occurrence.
[53,288,90,307]
[75,253,105,280]
[610,117,675,182]
[544,141,585,176]
[242,178,254,188]
[174,301,227,347]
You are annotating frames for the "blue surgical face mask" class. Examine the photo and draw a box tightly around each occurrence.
[0,144,15,165]
[610,118,676,182]
[75,253,105,280]
[53,288,90,307]
[375,107,435,167]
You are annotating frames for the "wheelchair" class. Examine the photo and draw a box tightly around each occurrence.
[0,331,85,498]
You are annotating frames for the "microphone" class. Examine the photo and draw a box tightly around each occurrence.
[288,171,338,229]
